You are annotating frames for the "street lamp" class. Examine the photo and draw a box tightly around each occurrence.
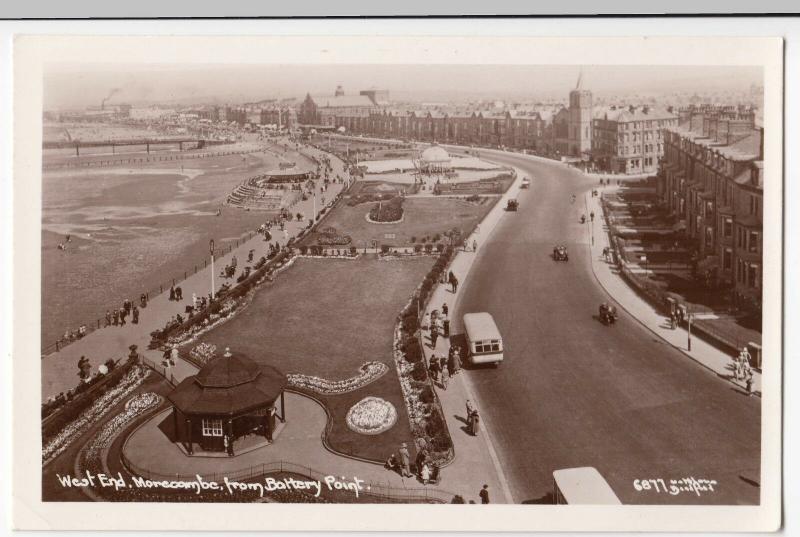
[209,239,216,300]
[686,308,693,352]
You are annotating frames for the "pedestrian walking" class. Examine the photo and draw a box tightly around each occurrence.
[745,372,754,396]
[441,364,450,390]
[112,309,119,326]
[105,310,112,327]
[176,286,183,301]
[169,285,176,301]
[421,463,431,485]
[119,309,127,326]
[442,302,448,317]
[429,357,440,382]
[430,326,439,349]
[740,346,752,367]
[132,306,139,324]
[479,484,490,504]
[466,398,475,420]
[450,346,462,375]
[398,443,412,477]
[469,409,481,436]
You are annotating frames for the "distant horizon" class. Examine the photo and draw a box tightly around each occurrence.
[44,64,763,111]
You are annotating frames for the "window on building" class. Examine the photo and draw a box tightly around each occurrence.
[748,231,759,253]
[748,264,759,288]
[201,418,224,437]
[723,217,733,238]
[723,248,732,270]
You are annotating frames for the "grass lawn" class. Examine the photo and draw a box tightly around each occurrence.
[305,196,494,248]
[196,256,434,462]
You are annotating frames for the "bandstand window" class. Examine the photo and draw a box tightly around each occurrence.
[202,418,224,437]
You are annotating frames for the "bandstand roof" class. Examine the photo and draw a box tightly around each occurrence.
[420,145,451,164]
[168,353,286,416]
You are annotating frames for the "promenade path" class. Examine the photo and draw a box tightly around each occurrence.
[586,187,762,395]
[41,142,349,402]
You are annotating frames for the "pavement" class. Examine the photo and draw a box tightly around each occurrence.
[586,188,762,396]
[41,141,350,402]
[123,394,460,500]
[417,167,526,504]
[446,149,761,505]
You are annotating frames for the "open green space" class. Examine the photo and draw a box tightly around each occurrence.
[305,196,494,248]
[195,256,434,461]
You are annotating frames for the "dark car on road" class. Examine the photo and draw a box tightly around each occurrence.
[506,199,519,211]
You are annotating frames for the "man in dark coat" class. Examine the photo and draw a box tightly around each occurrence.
[479,484,490,504]
[398,443,412,477]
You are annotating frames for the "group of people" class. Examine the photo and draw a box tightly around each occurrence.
[168,285,184,301]
[388,440,440,485]
[428,344,463,392]
[734,346,756,395]
[104,298,140,328]
[667,307,686,329]
[465,398,481,436]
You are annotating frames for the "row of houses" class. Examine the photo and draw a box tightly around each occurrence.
[297,83,690,174]
[658,108,764,310]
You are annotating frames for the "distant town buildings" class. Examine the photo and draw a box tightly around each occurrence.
[658,104,763,310]
[293,79,684,173]
[592,105,679,174]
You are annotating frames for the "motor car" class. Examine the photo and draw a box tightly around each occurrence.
[506,199,519,211]
[521,177,531,189]
[553,245,569,261]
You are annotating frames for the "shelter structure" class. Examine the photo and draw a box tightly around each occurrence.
[167,350,286,456]
[418,144,453,174]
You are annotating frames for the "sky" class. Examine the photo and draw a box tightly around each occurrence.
[43,64,763,110]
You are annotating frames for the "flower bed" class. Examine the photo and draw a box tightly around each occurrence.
[43,366,151,465]
[389,245,458,465]
[287,361,388,395]
[315,225,352,246]
[78,392,162,477]
[368,196,404,223]
[346,396,398,435]
[189,342,217,366]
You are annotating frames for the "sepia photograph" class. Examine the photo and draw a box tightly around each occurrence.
[9,29,784,532]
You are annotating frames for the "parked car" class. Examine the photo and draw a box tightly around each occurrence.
[521,177,531,189]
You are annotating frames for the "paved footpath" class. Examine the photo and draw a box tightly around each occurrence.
[41,142,349,401]
[418,165,527,504]
[586,187,762,396]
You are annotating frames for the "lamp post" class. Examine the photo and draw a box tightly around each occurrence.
[210,239,216,300]
[686,307,693,352]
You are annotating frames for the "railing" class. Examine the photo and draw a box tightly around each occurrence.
[121,457,457,503]
[139,356,178,387]
[42,146,263,170]
[43,230,262,357]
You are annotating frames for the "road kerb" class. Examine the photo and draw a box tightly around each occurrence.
[585,190,761,397]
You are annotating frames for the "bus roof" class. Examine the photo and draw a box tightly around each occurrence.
[463,312,501,342]
[552,467,622,505]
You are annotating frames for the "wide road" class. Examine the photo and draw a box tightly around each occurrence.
[449,150,761,505]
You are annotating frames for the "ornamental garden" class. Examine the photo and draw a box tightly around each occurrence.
[41,136,511,502]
